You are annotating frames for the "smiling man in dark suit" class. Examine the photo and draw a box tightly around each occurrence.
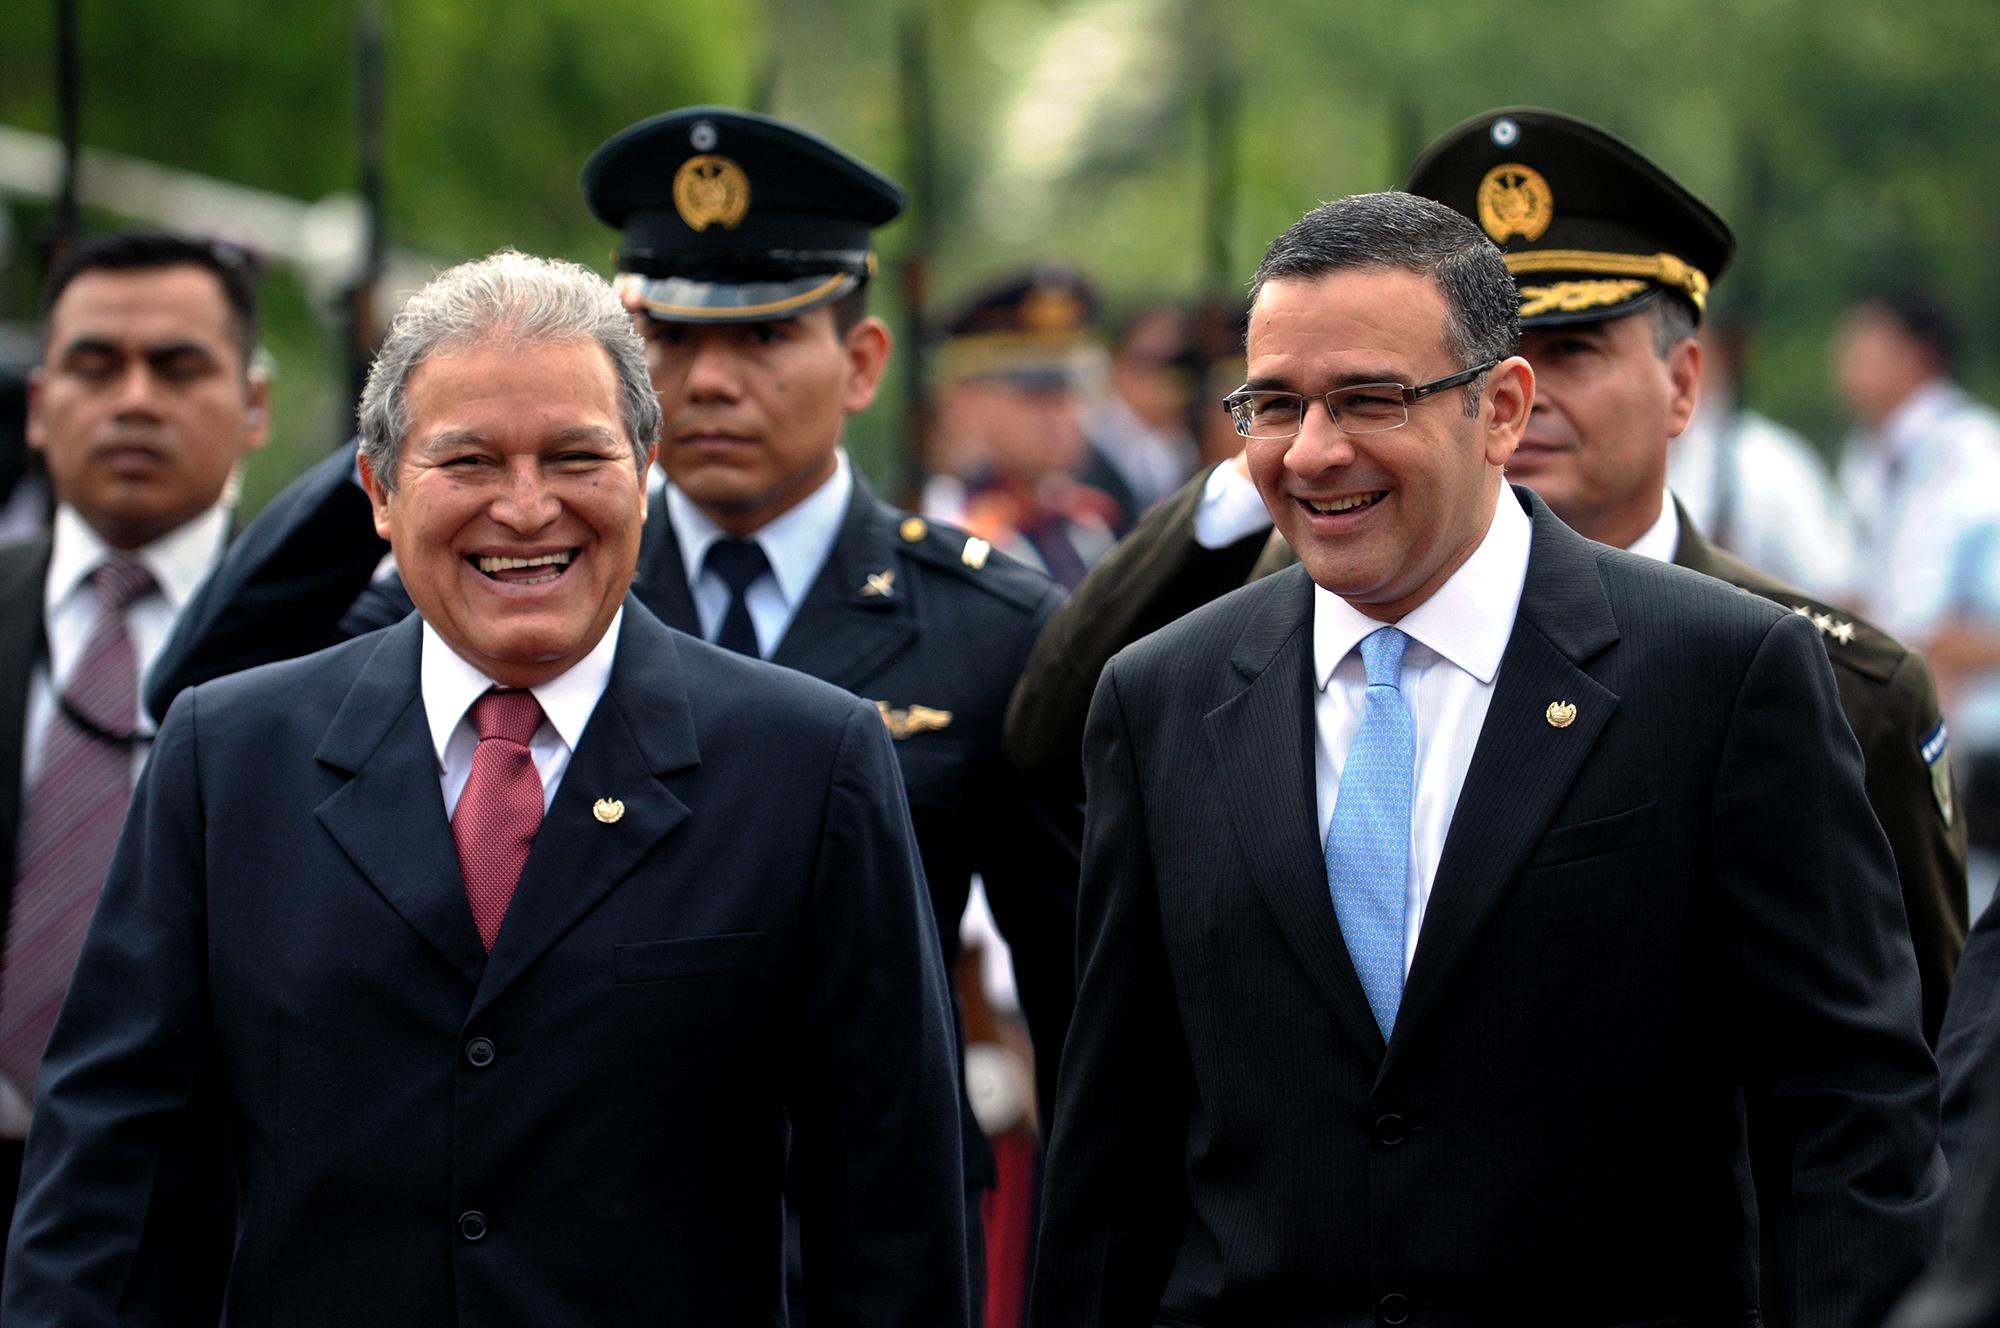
[4,250,966,1326]
[1028,192,1942,1327]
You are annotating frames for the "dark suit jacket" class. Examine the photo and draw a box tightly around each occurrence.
[149,449,1079,1177]
[1005,466,1967,1042]
[1030,488,1944,1327]
[6,603,968,1326]
[0,533,54,949]
[1940,888,2000,1196]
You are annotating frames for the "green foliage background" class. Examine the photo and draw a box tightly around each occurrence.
[4,0,1997,512]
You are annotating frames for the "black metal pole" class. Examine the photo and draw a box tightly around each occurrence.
[895,7,939,507]
[49,0,84,254]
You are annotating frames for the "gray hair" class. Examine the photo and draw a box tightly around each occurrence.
[357,250,661,489]
[1251,192,1519,416]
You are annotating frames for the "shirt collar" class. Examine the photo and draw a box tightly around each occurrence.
[663,449,852,609]
[419,606,622,766]
[1622,489,1681,564]
[1881,378,1965,460]
[1313,485,1532,690]
[45,501,229,616]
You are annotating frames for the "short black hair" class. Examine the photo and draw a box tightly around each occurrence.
[829,282,870,338]
[40,231,261,366]
[1252,192,1517,416]
[1857,288,1960,374]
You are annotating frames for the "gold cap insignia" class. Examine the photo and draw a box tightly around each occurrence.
[592,797,625,824]
[875,700,953,740]
[1545,700,1577,729]
[961,536,992,570]
[1021,286,1086,335]
[900,516,928,543]
[672,154,752,232]
[862,569,896,598]
[1477,163,1554,244]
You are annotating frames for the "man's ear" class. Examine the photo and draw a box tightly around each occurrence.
[1481,355,1535,467]
[356,449,395,541]
[839,316,893,416]
[241,367,273,453]
[1664,335,1702,440]
[24,368,46,455]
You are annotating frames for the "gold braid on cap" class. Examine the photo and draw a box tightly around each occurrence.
[1503,249,1710,311]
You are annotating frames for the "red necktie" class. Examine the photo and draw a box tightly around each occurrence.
[451,689,545,951]
[0,558,156,1101]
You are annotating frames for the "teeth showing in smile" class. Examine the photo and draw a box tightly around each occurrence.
[1306,492,1385,514]
[475,550,573,584]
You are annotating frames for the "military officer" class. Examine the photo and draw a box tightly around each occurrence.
[1005,107,1966,1050]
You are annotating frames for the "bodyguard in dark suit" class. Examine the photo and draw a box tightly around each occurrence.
[1029,192,1942,1326]
[5,251,966,1325]
[1007,109,1967,1044]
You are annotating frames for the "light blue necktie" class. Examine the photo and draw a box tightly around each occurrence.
[1326,625,1414,1039]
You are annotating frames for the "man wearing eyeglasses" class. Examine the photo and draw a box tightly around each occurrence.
[1008,109,1967,1051]
[1028,185,1942,1326]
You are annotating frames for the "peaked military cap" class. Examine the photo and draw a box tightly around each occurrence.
[581,106,906,324]
[936,266,1104,389]
[1406,107,1735,327]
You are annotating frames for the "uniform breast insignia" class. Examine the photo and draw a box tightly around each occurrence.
[1476,163,1554,243]
[875,701,953,740]
[1545,700,1577,729]
[960,537,992,570]
[900,516,928,543]
[862,569,896,598]
[592,798,626,825]
[1922,719,1954,826]
[671,154,752,232]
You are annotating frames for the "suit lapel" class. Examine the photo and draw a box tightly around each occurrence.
[631,505,702,636]
[770,479,918,691]
[1205,566,1388,1060]
[313,616,489,986]
[0,535,52,911]
[1385,491,1621,1068]
[468,605,697,1019]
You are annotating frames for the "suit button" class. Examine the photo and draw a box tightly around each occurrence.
[1378,1292,1411,1325]
[1374,1112,1406,1146]
[458,1210,488,1242]
[464,1037,496,1068]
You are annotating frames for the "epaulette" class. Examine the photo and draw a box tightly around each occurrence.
[1721,566,1904,686]
[891,513,1055,617]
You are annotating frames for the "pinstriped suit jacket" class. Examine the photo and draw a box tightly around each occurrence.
[1031,486,1944,1328]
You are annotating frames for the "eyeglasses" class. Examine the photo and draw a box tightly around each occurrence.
[1221,360,1499,438]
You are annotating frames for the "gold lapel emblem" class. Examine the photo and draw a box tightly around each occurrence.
[672,154,752,232]
[862,569,896,598]
[1545,700,1577,729]
[900,516,928,543]
[592,798,626,825]
[961,536,992,570]
[1476,163,1554,243]
[875,700,953,740]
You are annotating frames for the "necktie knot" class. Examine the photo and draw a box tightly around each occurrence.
[471,689,543,747]
[92,558,156,613]
[1358,626,1408,689]
[703,538,770,594]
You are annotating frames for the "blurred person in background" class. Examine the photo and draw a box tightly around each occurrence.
[928,268,1128,590]
[0,230,267,1290]
[1671,313,1857,601]
[1836,290,2000,915]
[1083,303,1200,515]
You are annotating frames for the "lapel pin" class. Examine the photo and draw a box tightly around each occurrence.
[900,516,928,543]
[862,569,896,597]
[1545,700,1577,729]
[592,798,625,824]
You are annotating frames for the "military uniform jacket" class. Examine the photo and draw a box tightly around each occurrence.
[1005,466,1967,1041]
[7,604,969,1326]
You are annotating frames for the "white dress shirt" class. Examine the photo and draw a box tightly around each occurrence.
[27,502,231,786]
[1313,489,1532,976]
[662,450,851,657]
[1623,488,1681,566]
[420,609,620,817]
